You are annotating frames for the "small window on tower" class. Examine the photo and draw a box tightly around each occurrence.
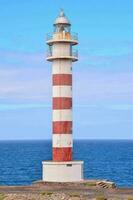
[66,164,72,167]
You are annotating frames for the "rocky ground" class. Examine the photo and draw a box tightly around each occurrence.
[0,180,133,200]
[1,192,133,200]
[0,193,101,200]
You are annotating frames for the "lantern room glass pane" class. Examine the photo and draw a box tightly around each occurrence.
[54,24,71,33]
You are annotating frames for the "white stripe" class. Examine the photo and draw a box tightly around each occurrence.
[52,60,72,74]
[53,86,72,98]
[53,134,73,147]
[53,109,72,121]
[52,43,70,57]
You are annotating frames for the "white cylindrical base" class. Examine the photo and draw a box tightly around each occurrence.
[42,161,84,182]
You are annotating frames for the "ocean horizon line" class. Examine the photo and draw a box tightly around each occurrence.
[0,138,133,142]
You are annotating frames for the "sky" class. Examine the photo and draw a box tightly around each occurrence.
[0,0,133,140]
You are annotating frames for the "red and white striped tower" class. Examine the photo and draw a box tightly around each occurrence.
[42,10,83,182]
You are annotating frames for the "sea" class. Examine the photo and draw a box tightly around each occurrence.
[0,140,133,187]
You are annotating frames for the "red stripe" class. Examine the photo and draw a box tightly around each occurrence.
[53,147,72,161]
[53,121,72,134]
[53,97,72,109]
[53,74,72,85]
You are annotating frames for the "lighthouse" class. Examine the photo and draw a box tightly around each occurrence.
[42,10,84,182]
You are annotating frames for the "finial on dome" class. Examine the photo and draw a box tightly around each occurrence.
[59,9,65,17]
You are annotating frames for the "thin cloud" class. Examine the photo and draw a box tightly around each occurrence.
[0,104,51,111]
[0,49,133,104]
[0,50,47,69]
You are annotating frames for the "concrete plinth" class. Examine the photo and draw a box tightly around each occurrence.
[42,161,84,182]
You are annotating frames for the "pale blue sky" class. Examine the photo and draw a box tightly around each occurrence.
[0,0,133,139]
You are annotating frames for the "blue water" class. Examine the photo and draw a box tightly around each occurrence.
[0,140,133,187]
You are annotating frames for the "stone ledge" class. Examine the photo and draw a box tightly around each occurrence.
[33,179,116,189]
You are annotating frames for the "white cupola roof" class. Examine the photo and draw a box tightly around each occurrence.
[54,10,71,25]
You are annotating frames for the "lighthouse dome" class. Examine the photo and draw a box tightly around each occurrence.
[54,10,71,25]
